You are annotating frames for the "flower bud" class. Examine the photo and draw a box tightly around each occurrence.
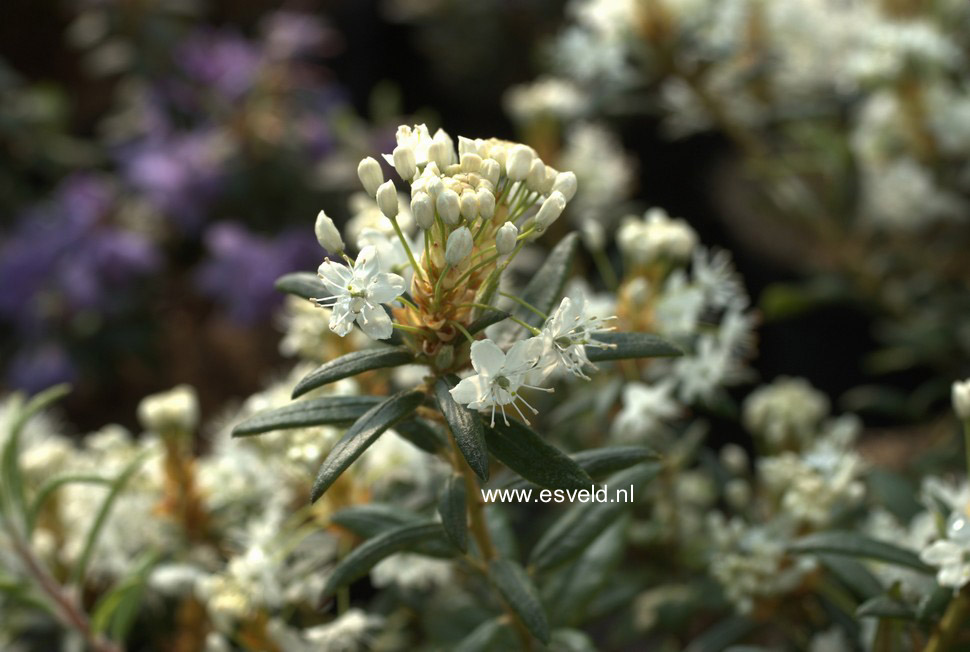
[138,384,199,433]
[436,188,460,225]
[411,192,435,230]
[458,136,478,157]
[496,221,518,255]
[491,146,508,168]
[580,220,604,251]
[314,210,344,253]
[506,144,534,181]
[526,158,546,192]
[477,189,496,219]
[535,191,566,230]
[460,190,479,221]
[481,159,501,187]
[445,226,473,265]
[552,171,578,201]
[357,157,383,197]
[460,153,482,173]
[376,181,399,218]
[392,145,416,180]
[540,166,558,194]
[954,379,970,419]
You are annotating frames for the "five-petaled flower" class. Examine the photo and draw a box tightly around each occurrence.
[314,245,405,340]
[449,338,551,427]
[538,295,615,380]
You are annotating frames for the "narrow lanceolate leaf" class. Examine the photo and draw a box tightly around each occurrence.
[855,595,917,621]
[485,419,592,490]
[504,446,659,490]
[467,309,511,336]
[789,532,934,574]
[322,521,449,596]
[437,474,468,552]
[817,554,883,602]
[514,232,579,328]
[310,391,423,502]
[292,347,415,398]
[683,616,754,652]
[454,618,517,652]
[393,418,446,453]
[232,396,383,437]
[275,272,327,300]
[585,332,683,362]
[529,464,661,572]
[330,504,422,539]
[435,377,489,481]
[489,558,550,644]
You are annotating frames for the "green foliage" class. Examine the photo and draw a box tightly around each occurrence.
[586,332,683,362]
[274,272,328,300]
[489,558,550,644]
[437,474,468,552]
[484,418,592,490]
[789,532,934,574]
[232,396,383,436]
[510,233,579,328]
[435,376,489,481]
[292,347,415,398]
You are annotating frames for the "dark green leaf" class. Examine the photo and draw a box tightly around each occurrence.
[817,554,883,602]
[684,616,755,652]
[275,272,327,300]
[322,521,449,596]
[507,446,659,488]
[454,617,516,652]
[310,391,424,502]
[856,595,916,621]
[436,377,489,481]
[789,532,933,574]
[293,347,415,398]
[484,418,592,490]
[437,474,468,552]
[330,504,421,538]
[916,585,951,622]
[467,309,510,335]
[529,464,660,571]
[393,418,445,453]
[91,552,157,641]
[232,396,383,437]
[489,558,550,644]
[586,332,683,362]
[549,629,598,652]
[514,232,579,328]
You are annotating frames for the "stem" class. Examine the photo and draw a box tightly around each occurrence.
[392,322,431,336]
[453,254,501,287]
[925,587,970,652]
[591,247,619,291]
[451,321,475,344]
[432,263,452,308]
[499,292,548,321]
[389,216,425,281]
[508,315,542,336]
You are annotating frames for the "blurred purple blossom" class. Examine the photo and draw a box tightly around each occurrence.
[261,10,339,61]
[195,221,321,325]
[175,29,261,101]
[6,345,76,394]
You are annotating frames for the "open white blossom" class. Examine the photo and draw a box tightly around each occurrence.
[314,246,405,340]
[538,295,615,380]
[449,338,549,427]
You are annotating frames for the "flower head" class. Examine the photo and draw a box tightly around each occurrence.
[314,246,405,340]
[449,338,550,427]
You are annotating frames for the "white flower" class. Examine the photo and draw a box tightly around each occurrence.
[921,512,970,589]
[314,210,344,253]
[385,123,434,166]
[138,384,199,433]
[449,338,550,427]
[618,208,698,265]
[303,609,384,652]
[314,246,405,340]
[743,377,830,451]
[953,379,970,419]
[612,381,680,441]
[538,295,615,380]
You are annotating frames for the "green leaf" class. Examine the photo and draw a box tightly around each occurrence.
[393,418,445,453]
[513,232,579,328]
[437,474,468,552]
[72,451,151,587]
[586,332,683,362]
[684,616,755,652]
[549,629,598,652]
[322,521,450,596]
[789,532,933,574]
[292,347,415,398]
[856,595,916,621]
[916,585,951,622]
[91,551,158,641]
[484,419,592,490]
[529,464,660,572]
[467,309,511,336]
[275,272,327,300]
[817,554,884,602]
[435,377,489,481]
[330,504,421,539]
[231,396,383,437]
[454,617,516,652]
[507,446,659,488]
[310,391,424,502]
[543,516,627,626]
[27,474,111,534]
[489,558,550,644]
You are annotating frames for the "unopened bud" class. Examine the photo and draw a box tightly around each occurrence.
[460,153,482,174]
[477,189,496,219]
[376,181,399,218]
[357,157,384,197]
[506,144,534,181]
[458,136,478,157]
[540,166,558,194]
[496,221,518,255]
[392,145,417,180]
[411,192,434,230]
[314,210,344,252]
[526,159,546,192]
[535,191,566,230]
[436,189,460,225]
[481,159,501,187]
[460,190,479,221]
[552,171,578,202]
[138,385,199,434]
[954,379,970,419]
[445,226,474,265]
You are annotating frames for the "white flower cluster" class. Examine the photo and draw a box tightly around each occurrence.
[919,477,970,589]
[743,376,830,451]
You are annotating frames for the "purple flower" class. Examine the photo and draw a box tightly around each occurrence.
[195,221,321,325]
[5,344,76,393]
[175,29,261,101]
[260,11,337,61]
